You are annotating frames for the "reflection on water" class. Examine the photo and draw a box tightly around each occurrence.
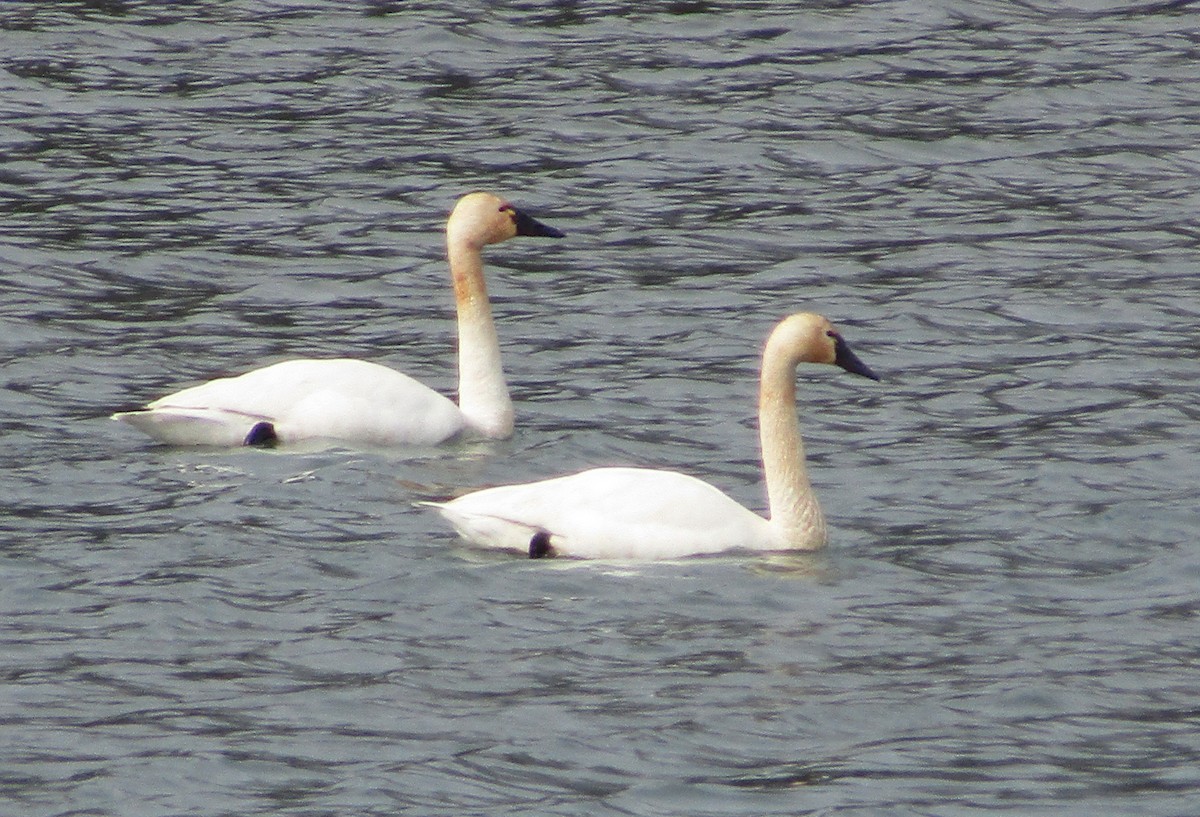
[2,1,1199,815]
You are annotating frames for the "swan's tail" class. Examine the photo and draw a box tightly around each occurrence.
[417,500,558,556]
[112,406,268,447]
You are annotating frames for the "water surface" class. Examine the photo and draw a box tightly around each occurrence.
[2,2,1199,815]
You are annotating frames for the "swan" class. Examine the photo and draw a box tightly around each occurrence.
[112,192,564,447]
[428,312,880,560]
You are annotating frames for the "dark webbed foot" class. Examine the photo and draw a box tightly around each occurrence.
[244,422,278,447]
[529,531,554,559]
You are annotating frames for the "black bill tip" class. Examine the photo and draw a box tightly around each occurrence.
[833,334,880,381]
[513,208,565,239]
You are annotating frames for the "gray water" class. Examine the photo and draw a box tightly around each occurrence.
[3,1,1200,815]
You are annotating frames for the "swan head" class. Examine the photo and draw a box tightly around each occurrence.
[769,312,880,381]
[446,191,565,249]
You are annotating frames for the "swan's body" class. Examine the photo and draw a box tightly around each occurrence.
[434,467,779,560]
[118,359,466,447]
[430,313,879,560]
[114,192,563,447]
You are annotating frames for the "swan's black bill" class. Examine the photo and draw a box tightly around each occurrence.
[834,335,880,381]
[514,208,565,239]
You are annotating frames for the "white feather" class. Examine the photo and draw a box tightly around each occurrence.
[113,192,563,447]
[429,312,879,559]
[432,467,770,559]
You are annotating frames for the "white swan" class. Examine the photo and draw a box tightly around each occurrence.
[113,192,564,447]
[428,312,879,560]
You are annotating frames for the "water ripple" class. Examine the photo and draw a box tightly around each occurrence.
[3,1,1200,815]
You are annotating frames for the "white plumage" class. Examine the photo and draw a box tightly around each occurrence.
[113,192,563,447]
[430,312,880,560]
[117,359,465,447]
[435,467,773,560]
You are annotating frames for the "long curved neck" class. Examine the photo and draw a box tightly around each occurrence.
[758,349,826,549]
[448,239,513,438]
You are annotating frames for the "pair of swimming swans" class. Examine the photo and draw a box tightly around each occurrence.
[116,191,879,560]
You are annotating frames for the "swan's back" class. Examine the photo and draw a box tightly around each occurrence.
[437,466,775,559]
